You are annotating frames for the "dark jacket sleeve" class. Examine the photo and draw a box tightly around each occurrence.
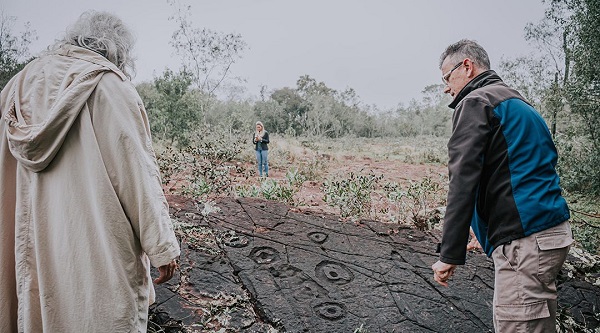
[262,132,270,144]
[440,97,492,265]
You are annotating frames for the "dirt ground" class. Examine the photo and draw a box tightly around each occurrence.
[163,135,452,232]
[229,150,448,224]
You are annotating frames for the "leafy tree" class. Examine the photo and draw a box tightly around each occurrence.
[526,4,574,137]
[253,99,286,134]
[138,69,199,146]
[296,75,334,97]
[418,84,452,137]
[509,0,600,194]
[534,0,600,195]
[304,93,345,137]
[0,11,36,89]
[292,75,366,138]
[270,87,309,134]
[560,0,600,145]
[209,99,255,135]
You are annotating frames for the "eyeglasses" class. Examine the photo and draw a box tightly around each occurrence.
[441,61,463,85]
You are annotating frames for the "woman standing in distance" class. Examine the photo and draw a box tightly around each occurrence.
[253,121,269,177]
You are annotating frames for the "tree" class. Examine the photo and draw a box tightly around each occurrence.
[138,69,199,146]
[561,0,600,147]
[555,0,600,194]
[0,11,36,89]
[514,0,600,194]
[270,87,309,134]
[168,0,247,124]
[253,99,286,135]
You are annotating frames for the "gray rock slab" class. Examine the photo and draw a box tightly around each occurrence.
[152,196,599,333]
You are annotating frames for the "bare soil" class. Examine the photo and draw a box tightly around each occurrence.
[226,155,448,223]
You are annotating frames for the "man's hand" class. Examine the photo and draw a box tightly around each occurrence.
[153,259,178,284]
[432,261,457,287]
[466,228,483,252]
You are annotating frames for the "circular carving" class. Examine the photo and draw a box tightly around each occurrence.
[223,234,249,248]
[307,231,328,244]
[313,302,346,321]
[315,261,354,285]
[249,246,280,264]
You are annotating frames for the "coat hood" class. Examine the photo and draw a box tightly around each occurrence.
[1,44,127,172]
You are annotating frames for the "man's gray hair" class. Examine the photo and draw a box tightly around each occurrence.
[54,11,136,78]
[439,39,490,70]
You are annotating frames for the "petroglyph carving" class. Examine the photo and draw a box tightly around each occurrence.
[249,246,280,264]
[315,261,354,285]
[313,302,346,321]
[307,231,328,244]
[223,234,249,248]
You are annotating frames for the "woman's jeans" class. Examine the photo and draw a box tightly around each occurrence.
[256,150,268,176]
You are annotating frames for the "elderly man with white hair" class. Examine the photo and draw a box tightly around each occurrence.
[0,11,180,332]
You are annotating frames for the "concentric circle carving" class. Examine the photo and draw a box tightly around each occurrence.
[315,260,354,285]
[307,231,328,244]
[313,302,346,321]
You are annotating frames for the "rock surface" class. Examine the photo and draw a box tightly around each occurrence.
[151,196,600,333]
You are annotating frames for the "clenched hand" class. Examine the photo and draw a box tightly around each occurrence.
[431,261,456,287]
[153,259,178,284]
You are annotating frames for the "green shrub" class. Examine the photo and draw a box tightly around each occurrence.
[383,175,446,230]
[235,168,306,205]
[566,194,600,255]
[155,130,244,199]
[298,157,328,181]
[556,134,600,196]
[322,172,384,220]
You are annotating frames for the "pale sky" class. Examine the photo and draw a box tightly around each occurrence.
[3,0,547,109]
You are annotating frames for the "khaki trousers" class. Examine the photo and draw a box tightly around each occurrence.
[492,221,573,333]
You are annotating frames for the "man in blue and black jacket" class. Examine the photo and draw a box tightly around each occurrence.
[431,39,572,332]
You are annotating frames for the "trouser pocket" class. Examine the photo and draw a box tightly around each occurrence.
[535,222,573,285]
[495,300,550,321]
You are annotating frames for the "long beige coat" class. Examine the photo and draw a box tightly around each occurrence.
[0,45,180,332]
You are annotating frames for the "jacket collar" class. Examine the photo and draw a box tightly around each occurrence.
[448,70,503,109]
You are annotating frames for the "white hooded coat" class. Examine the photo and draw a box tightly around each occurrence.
[0,44,180,332]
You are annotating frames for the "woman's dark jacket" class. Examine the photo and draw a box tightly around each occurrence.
[253,131,269,150]
[439,70,570,265]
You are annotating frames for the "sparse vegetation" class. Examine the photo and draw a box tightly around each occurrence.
[383,175,446,230]
[565,194,600,255]
[322,171,384,220]
[235,167,306,205]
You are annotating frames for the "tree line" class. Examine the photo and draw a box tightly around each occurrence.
[1,0,598,195]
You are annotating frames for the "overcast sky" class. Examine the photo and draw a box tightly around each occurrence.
[4,0,547,109]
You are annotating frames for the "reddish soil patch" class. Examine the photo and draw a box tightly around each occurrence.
[226,154,448,222]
